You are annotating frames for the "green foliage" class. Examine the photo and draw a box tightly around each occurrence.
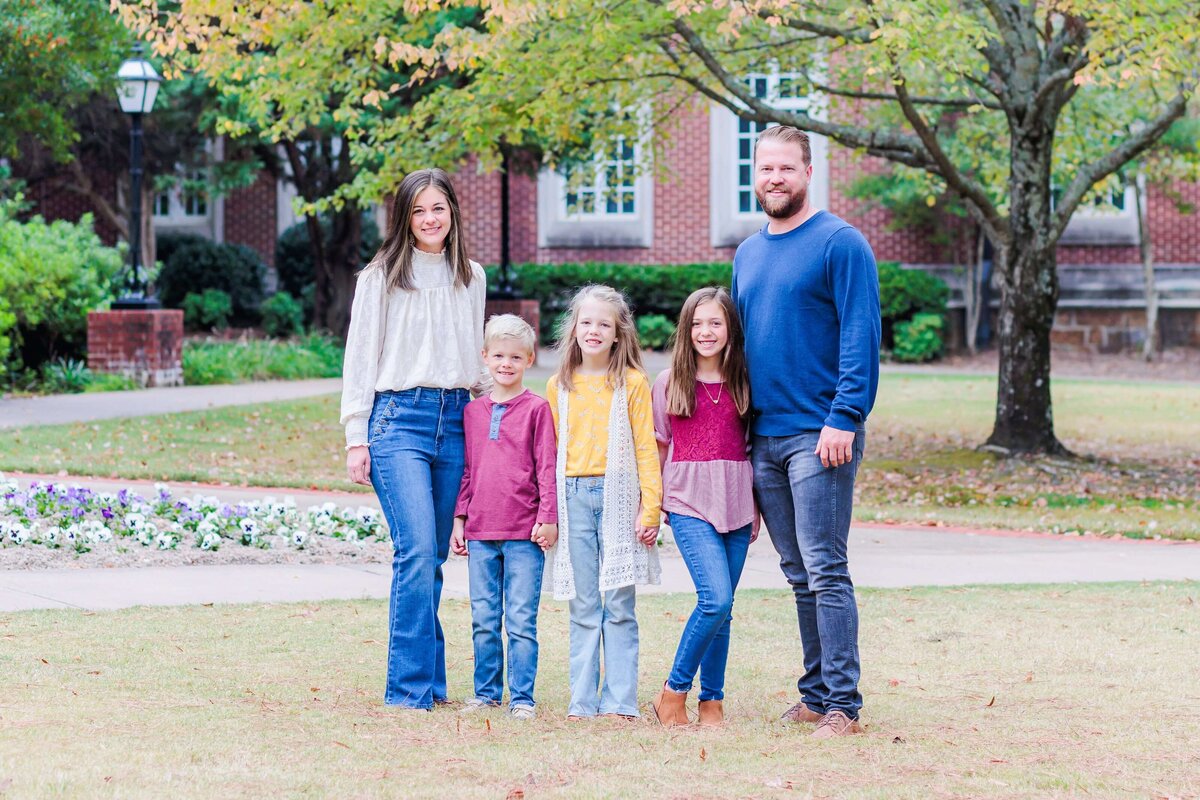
[181,334,343,385]
[40,358,92,394]
[82,372,139,393]
[485,262,731,344]
[260,291,305,338]
[892,313,946,363]
[274,214,381,320]
[182,290,233,332]
[636,314,675,351]
[156,238,265,322]
[876,261,949,357]
[0,203,123,376]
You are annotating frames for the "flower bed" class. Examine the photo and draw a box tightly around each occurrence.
[0,474,385,555]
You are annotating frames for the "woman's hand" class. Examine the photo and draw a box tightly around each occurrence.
[637,524,659,546]
[346,445,371,486]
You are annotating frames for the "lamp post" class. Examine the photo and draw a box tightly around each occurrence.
[112,45,162,309]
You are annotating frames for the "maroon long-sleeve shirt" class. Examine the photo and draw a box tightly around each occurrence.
[454,389,558,540]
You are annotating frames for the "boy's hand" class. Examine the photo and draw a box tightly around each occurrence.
[531,522,558,551]
[451,517,468,556]
[636,524,659,546]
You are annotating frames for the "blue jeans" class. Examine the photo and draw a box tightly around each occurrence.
[368,387,468,709]
[565,477,640,717]
[752,428,866,719]
[467,539,545,709]
[666,513,752,702]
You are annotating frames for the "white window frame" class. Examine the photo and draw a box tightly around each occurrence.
[1058,183,1139,246]
[537,129,654,248]
[710,72,829,248]
[152,140,222,240]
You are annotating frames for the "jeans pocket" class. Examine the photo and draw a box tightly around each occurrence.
[368,397,398,444]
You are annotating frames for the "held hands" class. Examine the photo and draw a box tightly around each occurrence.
[346,446,371,485]
[530,522,558,551]
[636,524,659,546]
[814,426,855,468]
[451,517,468,556]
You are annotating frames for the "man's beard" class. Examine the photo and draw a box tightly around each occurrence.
[756,184,808,219]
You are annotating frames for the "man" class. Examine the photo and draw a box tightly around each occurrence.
[731,125,881,738]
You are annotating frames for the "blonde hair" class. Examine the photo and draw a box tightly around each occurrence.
[553,284,644,393]
[755,125,812,166]
[484,313,536,355]
[665,287,751,419]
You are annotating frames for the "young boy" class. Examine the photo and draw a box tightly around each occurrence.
[452,314,558,720]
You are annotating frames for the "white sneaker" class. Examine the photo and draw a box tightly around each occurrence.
[509,705,536,720]
[462,697,496,712]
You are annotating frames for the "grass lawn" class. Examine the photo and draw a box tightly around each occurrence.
[1,583,1196,799]
[0,373,1196,539]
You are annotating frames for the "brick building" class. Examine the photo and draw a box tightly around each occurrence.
[27,102,1200,351]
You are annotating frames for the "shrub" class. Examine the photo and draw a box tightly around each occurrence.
[636,314,676,351]
[155,238,265,322]
[877,261,949,352]
[261,291,305,338]
[893,312,946,362]
[41,358,92,394]
[181,290,233,331]
[182,333,343,385]
[275,214,381,322]
[0,204,123,377]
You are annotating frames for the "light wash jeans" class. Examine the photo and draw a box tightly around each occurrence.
[665,513,752,701]
[751,428,866,719]
[368,387,468,709]
[565,476,640,717]
[467,539,545,710]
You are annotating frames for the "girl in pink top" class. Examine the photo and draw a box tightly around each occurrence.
[651,286,758,728]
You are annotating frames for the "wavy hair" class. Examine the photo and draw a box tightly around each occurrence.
[373,168,473,292]
[553,284,644,393]
[665,286,751,419]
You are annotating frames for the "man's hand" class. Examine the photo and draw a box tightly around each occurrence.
[750,512,762,544]
[450,517,468,556]
[814,426,855,468]
[346,446,371,485]
[636,524,659,546]
[531,522,558,551]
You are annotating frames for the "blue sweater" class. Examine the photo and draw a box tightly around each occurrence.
[732,210,881,435]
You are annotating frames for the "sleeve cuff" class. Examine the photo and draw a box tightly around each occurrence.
[345,417,369,447]
[823,409,860,432]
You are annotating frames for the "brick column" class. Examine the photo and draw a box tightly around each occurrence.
[87,310,185,387]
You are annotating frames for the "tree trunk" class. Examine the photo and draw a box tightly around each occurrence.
[322,206,362,337]
[1135,172,1158,361]
[963,225,984,356]
[986,242,1068,455]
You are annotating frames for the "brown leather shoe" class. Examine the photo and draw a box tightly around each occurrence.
[652,683,689,727]
[780,701,823,724]
[697,699,724,726]
[811,709,864,738]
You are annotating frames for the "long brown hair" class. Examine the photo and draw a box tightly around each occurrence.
[553,284,645,393]
[666,286,750,419]
[373,168,473,292]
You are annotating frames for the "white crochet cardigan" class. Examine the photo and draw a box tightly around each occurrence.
[550,381,661,601]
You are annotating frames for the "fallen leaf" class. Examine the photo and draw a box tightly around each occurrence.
[505,791,525,800]
[485,718,491,733]
[985,696,995,707]
[699,747,707,762]
[310,687,320,692]
[892,736,905,744]
[39,658,48,665]
[888,678,900,687]
[1024,672,1033,683]
[333,741,350,749]
[87,670,101,675]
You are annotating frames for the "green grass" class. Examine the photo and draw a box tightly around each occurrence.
[181,334,343,385]
[0,373,1195,537]
[1,584,1197,799]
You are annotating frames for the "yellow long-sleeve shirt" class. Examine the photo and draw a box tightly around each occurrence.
[546,369,662,528]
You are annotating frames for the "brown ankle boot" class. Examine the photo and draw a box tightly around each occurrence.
[697,699,724,726]
[652,683,689,727]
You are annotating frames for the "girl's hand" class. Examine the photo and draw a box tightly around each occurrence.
[451,517,468,556]
[636,524,659,546]
[346,446,371,485]
[531,522,559,551]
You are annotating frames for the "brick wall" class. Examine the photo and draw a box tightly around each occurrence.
[87,310,184,387]
[223,171,278,266]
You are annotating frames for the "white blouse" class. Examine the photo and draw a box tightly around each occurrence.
[340,248,486,447]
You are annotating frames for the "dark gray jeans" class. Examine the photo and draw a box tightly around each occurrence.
[752,427,865,719]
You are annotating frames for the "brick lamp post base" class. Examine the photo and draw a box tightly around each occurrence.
[87,309,185,387]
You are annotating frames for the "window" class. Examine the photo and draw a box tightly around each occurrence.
[153,165,211,226]
[710,73,828,248]
[1056,182,1139,246]
[537,132,654,248]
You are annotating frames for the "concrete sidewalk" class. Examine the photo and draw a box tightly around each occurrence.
[3,524,1198,612]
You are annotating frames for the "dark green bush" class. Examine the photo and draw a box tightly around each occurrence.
[156,238,265,322]
[877,261,949,353]
[485,262,732,344]
[41,357,92,394]
[182,289,233,331]
[275,214,381,321]
[0,205,123,377]
[636,314,676,351]
[261,291,305,338]
[893,312,945,362]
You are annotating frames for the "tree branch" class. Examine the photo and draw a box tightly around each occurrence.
[804,76,1003,110]
[744,3,874,43]
[1053,87,1194,238]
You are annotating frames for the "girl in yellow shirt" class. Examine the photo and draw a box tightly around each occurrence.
[546,284,662,719]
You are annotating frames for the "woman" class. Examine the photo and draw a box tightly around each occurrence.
[341,168,485,710]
